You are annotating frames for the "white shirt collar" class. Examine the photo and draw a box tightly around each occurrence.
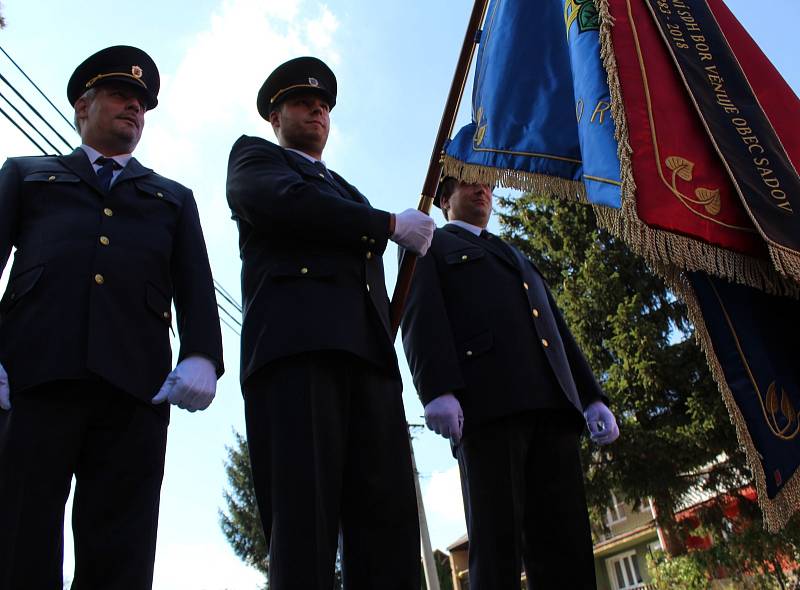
[80,144,133,168]
[284,147,326,167]
[448,219,485,236]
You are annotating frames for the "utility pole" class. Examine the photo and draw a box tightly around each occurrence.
[409,427,441,590]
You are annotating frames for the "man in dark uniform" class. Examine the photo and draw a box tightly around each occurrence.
[0,46,224,590]
[226,56,433,589]
[401,178,619,589]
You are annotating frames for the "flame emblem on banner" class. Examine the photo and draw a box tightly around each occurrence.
[764,382,799,440]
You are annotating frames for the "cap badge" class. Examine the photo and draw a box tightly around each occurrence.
[308,77,319,87]
[132,65,143,79]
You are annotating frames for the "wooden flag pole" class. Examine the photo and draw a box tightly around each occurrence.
[389,0,490,337]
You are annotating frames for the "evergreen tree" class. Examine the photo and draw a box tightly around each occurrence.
[220,432,346,589]
[496,193,799,579]
[220,432,269,577]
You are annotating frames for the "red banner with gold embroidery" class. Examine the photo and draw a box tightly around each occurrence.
[597,0,800,295]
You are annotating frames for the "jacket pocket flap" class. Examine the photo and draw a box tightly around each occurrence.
[0,265,44,310]
[146,283,172,325]
[459,330,494,360]
[134,180,181,206]
[445,248,485,265]
[23,172,80,183]
[268,262,335,279]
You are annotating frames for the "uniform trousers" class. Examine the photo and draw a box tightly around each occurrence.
[456,409,596,589]
[0,380,168,590]
[243,351,420,590]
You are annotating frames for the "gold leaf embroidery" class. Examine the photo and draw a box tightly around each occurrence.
[695,187,721,215]
[666,156,694,182]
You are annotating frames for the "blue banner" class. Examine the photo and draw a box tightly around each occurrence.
[444,0,622,208]
[688,271,800,526]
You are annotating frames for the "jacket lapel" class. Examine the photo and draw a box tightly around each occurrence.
[285,150,365,204]
[329,171,367,204]
[113,157,153,185]
[58,148,104,195]
[444,224,520,272]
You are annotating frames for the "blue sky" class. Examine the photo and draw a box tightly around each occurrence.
[0,1,797,588]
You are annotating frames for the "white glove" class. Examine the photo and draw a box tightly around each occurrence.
[0,362,9,410]
[391,209,435,256]
[152,355,217,412]
[583,400,620,445]
[424,393,464,444]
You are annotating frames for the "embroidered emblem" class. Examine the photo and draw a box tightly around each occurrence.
[564,0,600,39]
[764,381,799,441]
[309,77,319,87]
[132,65,143,79]
[665,156,722,216]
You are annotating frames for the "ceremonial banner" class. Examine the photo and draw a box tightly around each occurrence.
[442,0,800,528]
[603,0,800,291]
[674,272,800,532]
[443,0,622,208]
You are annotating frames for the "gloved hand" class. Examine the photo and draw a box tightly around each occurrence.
[0,362,9,410]
[583,400,619,445]
[152,355,217,412]
[424,393,463,444]
[391,209,435,256]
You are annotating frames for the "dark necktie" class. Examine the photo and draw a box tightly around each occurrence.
[95,156,121,191]
[313,160,330,178]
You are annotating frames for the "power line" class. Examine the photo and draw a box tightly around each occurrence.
[0,89,63,154]
[219,315,241,337]
[0,45,75,132]
[0,102,47,155]
[217,301,242,329]
[214,280,242,314]
[0,71,73,152]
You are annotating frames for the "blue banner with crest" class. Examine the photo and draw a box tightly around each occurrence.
[443,0,622,208]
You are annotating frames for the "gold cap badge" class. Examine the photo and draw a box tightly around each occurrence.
[132,65,143,78]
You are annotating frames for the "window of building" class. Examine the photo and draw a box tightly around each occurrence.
[605,491,627,526]
[606,550,644,590]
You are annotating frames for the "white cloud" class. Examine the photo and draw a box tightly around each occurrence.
[153,542,264,590]
[140,0,340,174]
[423,465,465,531]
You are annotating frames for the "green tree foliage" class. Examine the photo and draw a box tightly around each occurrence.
[220,431,270,576]
[433,549,454,590]
[646,551,711,590]
[496,193,800,581]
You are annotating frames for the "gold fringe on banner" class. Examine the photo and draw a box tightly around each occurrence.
[768,245,800,287]
[441,155,587,203]
[662,264,800,533]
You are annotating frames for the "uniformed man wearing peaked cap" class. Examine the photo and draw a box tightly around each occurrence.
[401,177,620,588]
[226,56,434,589]
[0,45,224,589]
